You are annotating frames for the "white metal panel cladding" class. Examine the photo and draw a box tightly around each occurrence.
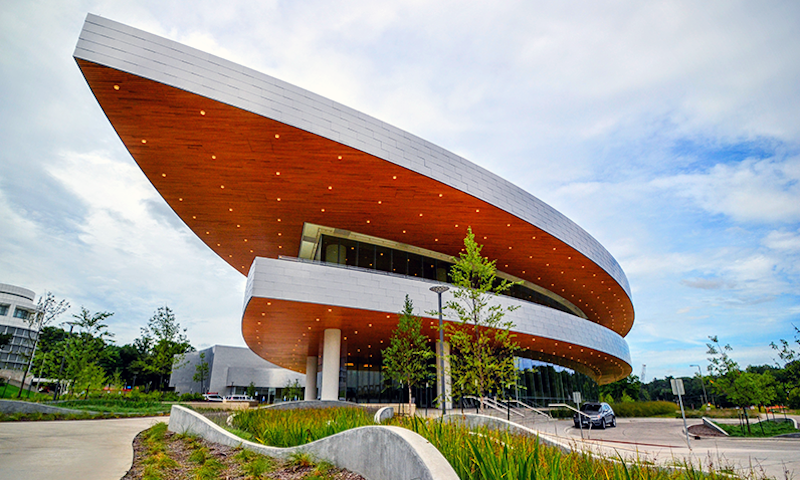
[245,257,631,366]
[74,14,631,299]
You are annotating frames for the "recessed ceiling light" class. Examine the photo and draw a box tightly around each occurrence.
[113,85,119,90]
[200,110,205,115]
[275,134,280,138]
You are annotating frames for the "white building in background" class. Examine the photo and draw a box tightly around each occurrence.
[169,345,305,401]
[0,283,39,373]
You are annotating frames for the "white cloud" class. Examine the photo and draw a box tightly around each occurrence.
[652,156,800,224]
[763,229,800,252]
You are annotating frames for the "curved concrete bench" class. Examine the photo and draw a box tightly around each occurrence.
[168,405,457,480]
[374,406,394,424]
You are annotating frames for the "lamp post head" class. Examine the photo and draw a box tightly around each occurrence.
[430,285,449,294]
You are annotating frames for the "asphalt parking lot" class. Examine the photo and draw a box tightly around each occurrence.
[538,417,800,479]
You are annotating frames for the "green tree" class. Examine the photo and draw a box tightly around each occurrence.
[193,352,210,393]
[136,306,193,390]
[599,374,641,402]
[707,336,776,432]
[62,308,115,398]
[246,381,256,398]
[0,332,11,349]
[442,227,520,412]
[17,292,69,398]
[382,295,434,415]
[771,325,800,408]
[283,379,303,400]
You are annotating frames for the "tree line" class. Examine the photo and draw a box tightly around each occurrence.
[21,304,193,399]
[597,330,800,412]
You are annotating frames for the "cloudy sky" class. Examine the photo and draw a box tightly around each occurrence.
[2,1,798,381]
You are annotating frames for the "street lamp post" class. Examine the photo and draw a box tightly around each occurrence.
[430,285,449,416]
[690,364,708,407]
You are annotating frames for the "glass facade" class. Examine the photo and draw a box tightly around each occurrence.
[341,349,597,407]
[318,234,578,316]
[0,325,36,370]
[315,234,599,407]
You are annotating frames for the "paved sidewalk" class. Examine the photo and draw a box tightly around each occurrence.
[0,416,163,480]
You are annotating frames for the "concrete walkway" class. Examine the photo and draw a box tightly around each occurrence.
[0,416,163,480]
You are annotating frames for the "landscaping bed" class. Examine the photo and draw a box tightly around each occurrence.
[228,407,746,480]
[124,422,365,480]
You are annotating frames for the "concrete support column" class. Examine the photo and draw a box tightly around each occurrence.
[305,356,318,401]
[435,341,452,410]
[320,329,341,401]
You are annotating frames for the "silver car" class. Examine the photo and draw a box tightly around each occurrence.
[574,402,616,429]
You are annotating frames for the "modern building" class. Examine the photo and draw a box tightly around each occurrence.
[75,14,634,406]
[169,345,305,401]
[0,283,39,374]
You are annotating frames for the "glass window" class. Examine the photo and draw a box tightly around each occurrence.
[340,238,358,267]
[423,258,437,280]
[375,246,391,272]
[322,236,344,265]
[357,242,375,269]
[392,250,407,275]
[13,308,30,320]
[0,304,8,316]
[407,253,423,277]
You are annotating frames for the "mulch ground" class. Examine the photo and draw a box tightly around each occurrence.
[123,429,366,480]
[687,423,727,437]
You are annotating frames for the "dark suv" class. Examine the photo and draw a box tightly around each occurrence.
[573,402,616,429]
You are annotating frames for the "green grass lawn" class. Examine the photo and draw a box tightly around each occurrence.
[55,399,172,415]
[0,382,53,402]
[715,419,798,437]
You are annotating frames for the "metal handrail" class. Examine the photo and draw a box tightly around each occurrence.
[463,396,525,417]
[509,399,551,419]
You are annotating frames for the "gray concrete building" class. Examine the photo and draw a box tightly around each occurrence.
[170,345,305,400]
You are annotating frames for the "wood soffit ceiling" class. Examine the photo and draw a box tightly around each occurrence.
[78,60,635,382]
[242,298,631,384]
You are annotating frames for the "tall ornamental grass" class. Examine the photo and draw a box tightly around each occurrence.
[232,408,744,480]
[231,407,373,447]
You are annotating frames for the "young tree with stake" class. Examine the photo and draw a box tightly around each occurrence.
[382,295,434,415]
[442,227,520,412]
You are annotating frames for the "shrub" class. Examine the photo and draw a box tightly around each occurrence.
[609,401,676,417]
[180,392,204,402]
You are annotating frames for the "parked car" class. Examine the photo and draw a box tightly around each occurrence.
[574,402,616,429]
[202,393,224,402]
[224,394,255,402]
